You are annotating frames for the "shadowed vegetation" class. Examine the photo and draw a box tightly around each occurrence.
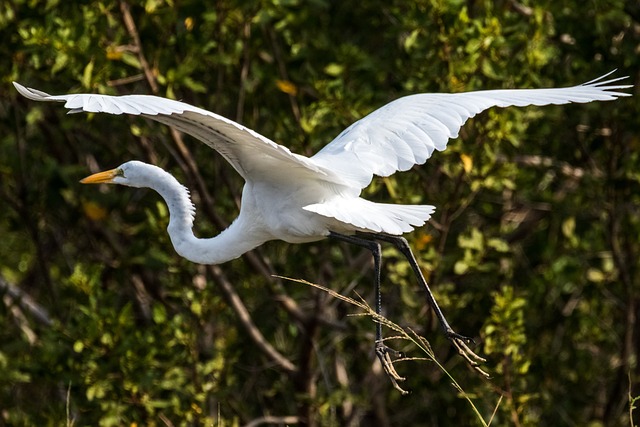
[1,0,639,425]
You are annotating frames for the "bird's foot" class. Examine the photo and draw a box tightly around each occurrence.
[375,341,409,395]
[446,330,490,378]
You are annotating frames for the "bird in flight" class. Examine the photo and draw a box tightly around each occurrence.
[13,72,630,388]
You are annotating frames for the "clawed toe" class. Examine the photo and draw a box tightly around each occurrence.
[376,343,404,359]
[447,331,476,345]
[375,342,409,394]
[445,332,490,377]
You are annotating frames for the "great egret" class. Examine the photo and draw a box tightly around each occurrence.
[13,72,630,384]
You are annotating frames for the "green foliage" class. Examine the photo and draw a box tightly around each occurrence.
[1,0,639,425]
[482,286,533,424]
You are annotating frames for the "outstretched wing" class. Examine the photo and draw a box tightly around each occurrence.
[310,71,631,189]
[12,83,334,183]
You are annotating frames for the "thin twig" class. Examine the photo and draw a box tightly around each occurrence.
[629,371,639,427]
[508,0,534,16]
[280,276,495,425]
[266,25,302,125]
[243,415,299,427]
[119,1,158,94]
[0,275,52,326]
[66,382,74,427]
[107,74,145,87]
[495,153,603,178]
[236,20,252,123]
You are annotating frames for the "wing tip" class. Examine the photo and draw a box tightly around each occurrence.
[582,70,631,88]
[13,82,53,101]
[582,69,618,86]
[578,70,633,99]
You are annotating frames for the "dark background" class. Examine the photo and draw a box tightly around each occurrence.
[1,0,639,425]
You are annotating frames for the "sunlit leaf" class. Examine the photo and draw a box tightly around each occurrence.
[275,79,298,95]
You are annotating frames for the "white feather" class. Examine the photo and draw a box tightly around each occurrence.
[310,71,631,188]
[12,71,631,239]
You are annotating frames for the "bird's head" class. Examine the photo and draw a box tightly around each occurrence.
[80,160,161,188]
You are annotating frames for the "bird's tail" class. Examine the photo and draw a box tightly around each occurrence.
[303,198,434,235]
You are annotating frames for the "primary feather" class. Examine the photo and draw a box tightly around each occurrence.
[310,71,631,188]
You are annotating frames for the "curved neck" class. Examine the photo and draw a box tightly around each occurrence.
[145,168,267,264]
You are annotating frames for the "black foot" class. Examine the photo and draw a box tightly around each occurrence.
[375,341,410,395]
[447,331,476,345]
[445,330,489,377]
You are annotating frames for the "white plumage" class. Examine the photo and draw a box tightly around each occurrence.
[13,72,631,379]
[13,71,630,261]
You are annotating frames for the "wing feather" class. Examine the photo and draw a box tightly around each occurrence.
[310,71,631,188]
[12,83,335,184]
[13,72,630,193]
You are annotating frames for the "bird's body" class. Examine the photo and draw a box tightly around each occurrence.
[14,73,630,261]
[14,72,631,388]
[130,160,351,264]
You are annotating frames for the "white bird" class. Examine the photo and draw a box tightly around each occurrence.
[13,72,631,384]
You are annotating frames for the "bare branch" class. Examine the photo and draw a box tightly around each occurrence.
[0,275,52,327]
[508,0,534,17]
[243,415,299,427]
[119,0,158,94]
[208,265,297,374]
[496,154,603,179]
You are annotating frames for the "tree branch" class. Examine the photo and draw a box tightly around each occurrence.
[119,1,158,94]
[0,275,52,327]
[208,265,297,374]
[243,415,299,427]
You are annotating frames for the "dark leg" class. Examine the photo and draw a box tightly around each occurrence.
[360,233,487,370]
[329,232,407,391]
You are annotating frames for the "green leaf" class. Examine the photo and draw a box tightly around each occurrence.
[323,63,344,76]
[81,59,94,89]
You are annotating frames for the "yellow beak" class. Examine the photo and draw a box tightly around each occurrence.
[80,168,119,184]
